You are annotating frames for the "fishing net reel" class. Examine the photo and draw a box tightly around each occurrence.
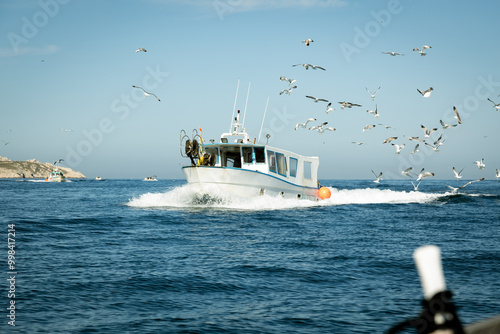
[180,129,215,166]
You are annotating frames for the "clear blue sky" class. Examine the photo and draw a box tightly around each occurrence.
[1,0,499,179]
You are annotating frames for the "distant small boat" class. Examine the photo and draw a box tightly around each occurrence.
[46,167,66,182]
[143,175,158,181]
[95,176,103,181]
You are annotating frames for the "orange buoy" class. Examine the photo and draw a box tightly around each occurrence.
[318,187,331,200]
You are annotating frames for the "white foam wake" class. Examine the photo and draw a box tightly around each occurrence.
[126,185,447,211]
[324,188,444,205]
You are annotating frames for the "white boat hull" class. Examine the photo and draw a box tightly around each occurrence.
[182,166,319,200]
[46,176,66,182]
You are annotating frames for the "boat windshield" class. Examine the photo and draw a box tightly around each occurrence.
[220,146,241,168]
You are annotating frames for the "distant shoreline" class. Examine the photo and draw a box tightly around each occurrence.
[0,156,86,179]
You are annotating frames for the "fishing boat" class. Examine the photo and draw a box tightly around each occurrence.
[143,175,158,181]
[45,167,66,182]
[180,110,331,200]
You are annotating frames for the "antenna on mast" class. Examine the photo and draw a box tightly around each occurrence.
[258,96,270,143]
[242,82,251,129]
[230,79,240,132]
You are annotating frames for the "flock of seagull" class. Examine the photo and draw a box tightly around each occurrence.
[281,39,499,191]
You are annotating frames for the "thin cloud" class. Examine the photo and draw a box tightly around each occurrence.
[231,0,348,11]
[0,44,61,58]
[165,0,347,12]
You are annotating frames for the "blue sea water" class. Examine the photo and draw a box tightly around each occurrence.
[0,178,499,333]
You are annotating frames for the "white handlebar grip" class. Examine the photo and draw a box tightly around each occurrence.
[413,245,447,300]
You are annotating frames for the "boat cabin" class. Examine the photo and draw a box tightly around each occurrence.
[202,142,319,189]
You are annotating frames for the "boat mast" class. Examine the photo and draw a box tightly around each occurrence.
[242,81,251,129]
[229,79,240,133]
[258,96,269,144]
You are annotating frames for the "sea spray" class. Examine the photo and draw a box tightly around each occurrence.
[127,185,447,210]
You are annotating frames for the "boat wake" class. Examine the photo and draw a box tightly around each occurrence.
[24,179,72,183]
[126,184,454,211]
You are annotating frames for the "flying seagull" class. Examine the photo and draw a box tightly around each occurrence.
[473,158,485,171]
[132,85,160,101]
[60,128,73,132]
[308,122,329,131]
[433,134,445,147]
[53,159,64,165]
[294,118,316,130]
[416,168,435,182]
[302,38,314,46]
[392,143,405,154]
[440,120,457,130]
[279,76,297,86]
[424,142,440,153]
[411,180,421,191]
[421,124,438,137]
[308,121,335,134]
[411,144,420,155]
[408,136,424,142]
[453,106,462,124]
[314,126,336,134]
[382,51,404,56]
[366,105,379,118]
[446,178,485,194]
[306,95,329,103]
[412,45,432,56]
[135,48,147,52]
[417,87,434,97]
[372,170,383,183]
[383,136,398,144]
[363,124,376,132]
[366,87,381,100]
[280,86,297,95]
[452,167,464,181]
[293,63,326,71]
[401,167,414,178]
[487,98,500,110]
[351,141,365,145]
[325,103,335,114]
[2,141,10,146]
[338,101,362,109]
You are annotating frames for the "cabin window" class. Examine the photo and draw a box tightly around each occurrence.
[268,151,276,173]
[204,147,219,165]
[242,147,253,164]
[304,161,312,179]
[276,153,287,176]
[289,158,298,177]
[254,147,265,163]
[220,146,241,168]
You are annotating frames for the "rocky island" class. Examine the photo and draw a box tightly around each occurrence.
[0,156,86,179]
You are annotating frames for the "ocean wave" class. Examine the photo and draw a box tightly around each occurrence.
[126,184,453,211]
